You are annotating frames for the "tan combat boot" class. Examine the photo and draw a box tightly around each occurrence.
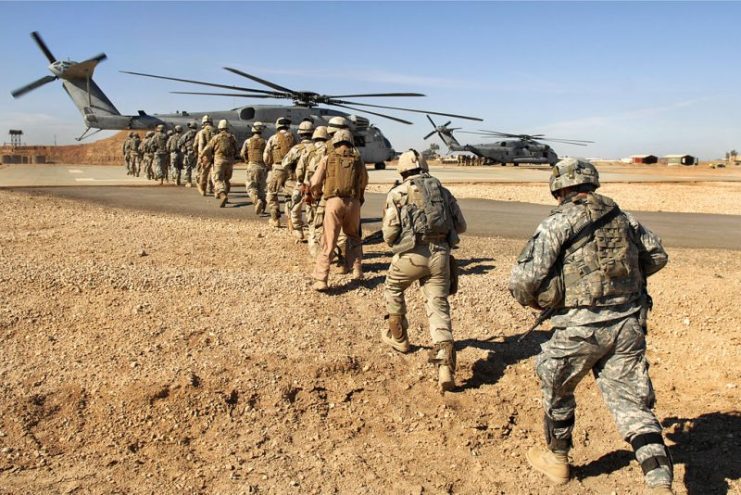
[352,266,364,280]
[312,279,328,292]
[382,315,410,353]
[255,199,265,215]
[218,193,228,208]
[526,447,570,485]
[428,341,456,392]
[269,216,281,228]
[292,229,304,242]
[644,486,674,495]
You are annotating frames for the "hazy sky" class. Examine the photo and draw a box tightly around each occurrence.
[1,1,739,159]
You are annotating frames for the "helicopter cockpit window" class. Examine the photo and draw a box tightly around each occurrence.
[239,107,255,120]
[354,135,366,148]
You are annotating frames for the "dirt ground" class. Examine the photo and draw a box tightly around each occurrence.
[0,188,738,495]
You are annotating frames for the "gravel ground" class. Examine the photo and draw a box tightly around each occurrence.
[0,190,739,495]
[366,181,741,216]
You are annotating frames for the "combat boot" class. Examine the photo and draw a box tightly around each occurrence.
[644,486,673,495]
[269,216,281,228]
[352,266,364,280]
[292,229,304,242]
[312,279,328,292]
[429,341,456,392]
[255,199,266,215]
[185,181,192,188]
[218,193,228,208]
[381,315,410,353]
[526,447,570,485]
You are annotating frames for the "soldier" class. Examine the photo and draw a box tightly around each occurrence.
[296,126,328,254]
[282,119,316,240]
[381,150,467,392]
[168,125,184,185]
[508,158,672,494]
[309,129,368,291]
[264,117,296,227]
[141,130,155,180]
[150,124,169,185]
[129,132,141,177]
[122,132,134,175]
[240,121,268,214]
[195,115,216,196]
[201,119,238,208]
[177,121,198,187]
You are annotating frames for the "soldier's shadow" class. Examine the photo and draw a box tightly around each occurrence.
[456,257,496,276]
[456,331,548,390]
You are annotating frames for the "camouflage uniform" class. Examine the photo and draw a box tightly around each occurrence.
[298,140,326,254]
[177,125,197,186]
[282,136,314,237]
[264,128,296,224]
[202,127,238,202]
[150,128,169,182]
[122,135,133,174]
[167,128,183,185]
[241,134,267,212]
[195,123,216,195]
[140,133,154,180]
[509,158,672,491]
[128,134,141,176]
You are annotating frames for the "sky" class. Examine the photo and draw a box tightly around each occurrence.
[1,1,740,159]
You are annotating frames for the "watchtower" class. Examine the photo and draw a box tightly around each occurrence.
[9,129,23,149]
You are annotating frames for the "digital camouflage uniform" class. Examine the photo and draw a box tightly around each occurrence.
[122,135,133,174]
[140,133,154,180]
[382,156,466,390]
[202,128,238,203]
[264,129,296,224]
[241,134,267,211]
[298,140,326,254]
[195,123,216,195]
[167,129,183,184]
[509,158,672,491]
[150,128,169,182]
[128,134,141,176]
[177,127,197,186]
[282,136,314,238]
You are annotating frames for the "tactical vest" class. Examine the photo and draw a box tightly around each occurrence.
[152,133,168,154]
[247,136,266,164]
[196,126,215,154]
[323,145,362,200]
[178,130,196,152]
[271,131,293,164]
[211,133,237,160]
[167,134,180,153]
[559,193,643,307]
[392,176,455,254]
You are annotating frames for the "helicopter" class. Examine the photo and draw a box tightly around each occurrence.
[11,31,482,170]
[424,115,593,166]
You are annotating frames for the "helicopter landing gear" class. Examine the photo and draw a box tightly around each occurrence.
[374,162,386,170]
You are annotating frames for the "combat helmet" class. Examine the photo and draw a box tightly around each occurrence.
[397,149,428,175]
[251,121,265,133]
[298,119,315,136]
[156,124,165,131]
[128,131,135,137]
[218,119,229,130]
[549,157,600,196]
[146,130,155,137]
[202,115,213,125]
[275,117,291,129]
[332,129,354,146]
[167,130,174,136]
[174,125,183,132]
[187,121,198,129]
[312,126,328,141]
[327,116,349,135]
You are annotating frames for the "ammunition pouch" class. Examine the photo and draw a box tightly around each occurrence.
[428,341,456,372]
[544,414,574,453]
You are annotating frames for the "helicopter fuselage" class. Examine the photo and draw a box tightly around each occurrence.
[462,139,558,165]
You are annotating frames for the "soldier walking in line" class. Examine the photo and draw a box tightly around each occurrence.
[381,150,467,392]
[122,132,133,175]
[508,158,673,494]
[309,129,368,291]
[177,121,198,187]
[195,115,216,196]
[128,132,141,177]
[141,130,155,180]
[282,119,316,240]
[201,119,238,208]
[264,117,296,227]
[151,124,169,185]
[296,126,328,254]
[168,125,184,185]
[240,121,268,214]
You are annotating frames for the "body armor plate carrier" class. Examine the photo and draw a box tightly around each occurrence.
[323,146,362,200]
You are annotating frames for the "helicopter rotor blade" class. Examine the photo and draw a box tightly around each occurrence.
[423,130,437,140]
[537,138,591,146]
[31,31,56,63]
[11,75,58,98]
[426,114,437,128]
[170,91,276,99]
[326,92,425,98]
[81,53,108,65]
[223,67,295,94]
[329,100,482,122]
[120,71,282,96]
[443,120,452,128]
[325,102,413,125]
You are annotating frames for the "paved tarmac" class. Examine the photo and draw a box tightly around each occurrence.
[5,184,739,250]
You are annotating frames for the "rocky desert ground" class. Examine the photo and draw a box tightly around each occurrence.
[0,165,739,495]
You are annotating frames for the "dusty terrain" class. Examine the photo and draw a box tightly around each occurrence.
[0,188,738,495]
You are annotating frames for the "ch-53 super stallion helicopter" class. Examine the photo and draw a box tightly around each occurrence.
[11,32,482,169]
[424,115,593,166]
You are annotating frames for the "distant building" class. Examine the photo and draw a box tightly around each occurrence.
[630,154,658,164]
[663,154,698,166]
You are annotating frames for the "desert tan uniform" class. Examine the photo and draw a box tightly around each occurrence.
[241,134,267,206]
[202,130,238,198]
[264,129,296,221]
[296,141,326,252]
[382,173,467,345]
[310,143,368,283]
[195,124,216,194]
[282,137,314,234]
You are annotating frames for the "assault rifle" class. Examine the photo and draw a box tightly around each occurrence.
[517,307,557,343]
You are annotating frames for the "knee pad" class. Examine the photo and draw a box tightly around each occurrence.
[630,432,673,476]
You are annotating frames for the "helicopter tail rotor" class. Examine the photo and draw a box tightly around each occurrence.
[424,115,462,149]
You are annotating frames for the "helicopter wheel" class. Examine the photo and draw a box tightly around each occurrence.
[374,162,386,170]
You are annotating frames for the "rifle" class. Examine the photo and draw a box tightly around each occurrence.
[518,307,557,343]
